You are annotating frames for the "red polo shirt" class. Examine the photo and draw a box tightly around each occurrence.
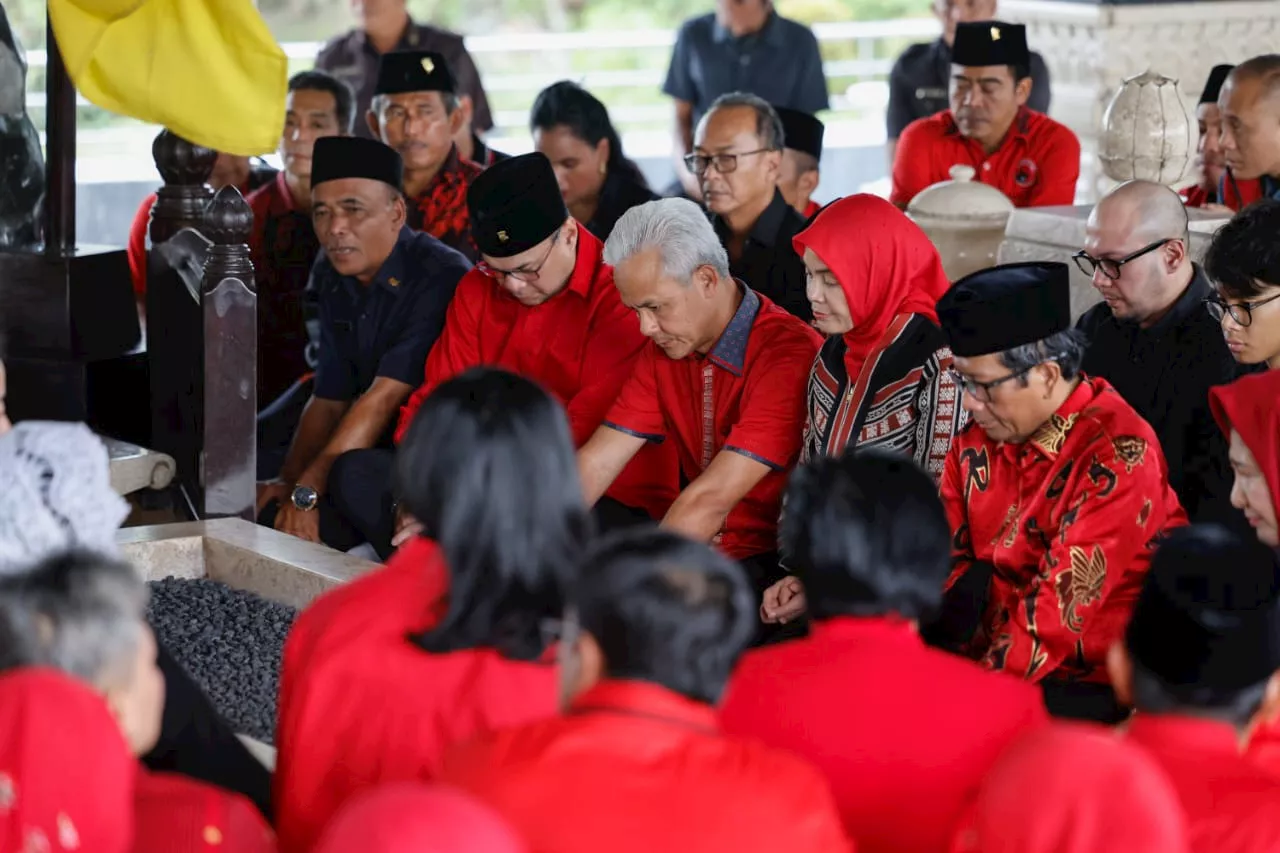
[1127,715,1280,852]
[395,226,678,519]
[273,537,559,853]
[134,769,274,853]
[439,679,853,853]
[721,616,1047,853]
[603,286,820,560]
[890,107,1081,208]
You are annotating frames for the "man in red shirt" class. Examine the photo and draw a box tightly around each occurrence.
[1113,524,1280,850]
[439,527,852,853]
[368,50,482,260]
[890,21,1079,209]
[931,261,1186,723]
[329,152,679,557]
[1218,56,1280,207]
[577,198,821,599]
[721,450,1046,853]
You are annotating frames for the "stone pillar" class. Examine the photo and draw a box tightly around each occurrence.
[1002,0,1280,202]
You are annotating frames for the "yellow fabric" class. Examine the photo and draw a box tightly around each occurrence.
[48,0,287,156]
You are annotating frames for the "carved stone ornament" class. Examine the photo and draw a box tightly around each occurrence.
[1098,70,1190,185]
[907,165,1015,282]
[201,185,255,287]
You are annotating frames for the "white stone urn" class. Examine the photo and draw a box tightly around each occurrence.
[906,165,1015,282]
[1098,70,1191,185]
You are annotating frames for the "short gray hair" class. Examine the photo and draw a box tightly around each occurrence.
[704,92,784,151]
[0,550,147,690]
[604,198,731,284]
[998,329,1088,384]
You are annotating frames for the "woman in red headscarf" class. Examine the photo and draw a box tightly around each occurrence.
[762,194,964,624]
[0,668,136,853]
[312,784,528,853]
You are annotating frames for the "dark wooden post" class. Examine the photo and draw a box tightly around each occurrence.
[42,16,74,261]
[148,130,217,247]
[198,187,258,520]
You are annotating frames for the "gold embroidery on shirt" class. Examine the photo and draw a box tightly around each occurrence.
[993,504,1019,547]
[1056,545,1107,633]
[1030,413,1079,456]
[1112,436,1149,472]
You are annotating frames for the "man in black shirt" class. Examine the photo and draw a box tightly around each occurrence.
[886,0,1050,167]
[1074,180,1254,530]
[692,93,811,322]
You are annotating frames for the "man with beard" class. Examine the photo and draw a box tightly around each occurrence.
[890,21,1079,209]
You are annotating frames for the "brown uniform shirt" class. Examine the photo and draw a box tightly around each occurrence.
[315,19,494,140]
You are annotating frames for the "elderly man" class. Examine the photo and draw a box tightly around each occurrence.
[693,93,810,321]
[931,261,1185,724]
[577,198,820,599]
[774,106,824,219]
[1075,181,1253,529]
[439,528,851,853]
[328,153,679,556]
[367,50,481,259]
[1218,55,1280,207]
[257,136,470,551]
[890,21,1079,209]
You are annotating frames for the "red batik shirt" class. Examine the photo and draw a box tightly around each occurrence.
[604,286,821,560]
[940,376,1186,686]
[891,107,1081,208]
[407,144,482,261]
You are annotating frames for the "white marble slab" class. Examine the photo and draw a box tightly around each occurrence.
[102,437,176,496]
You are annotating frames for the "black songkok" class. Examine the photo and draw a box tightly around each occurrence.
[1126,525,1280,693]
[467,152,569,259]
[774,106,825,161]
[936,262,1072,357]
[952,21,1030,70]
[374,50,458,96]
[310,136,404,190]
[1200,64,1234,105]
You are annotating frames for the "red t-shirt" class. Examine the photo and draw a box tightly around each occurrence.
[439,679,854,853]
[891,107,1081,208]
[395,226,679,519]
[721,617,1047,853]
[603,286,821,560]
[134,768,274,853]
[127,192,158,297]
[273,537,559,853]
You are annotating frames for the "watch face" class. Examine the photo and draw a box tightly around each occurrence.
[291,486,319,511]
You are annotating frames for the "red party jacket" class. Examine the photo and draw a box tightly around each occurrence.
[134,768,275,853]
[721,616,1047,853]
[395,225,678,519]
[439,679,854,853]
[273,537,559,853]
[941,376,1186,686]
[891,107,1080,208]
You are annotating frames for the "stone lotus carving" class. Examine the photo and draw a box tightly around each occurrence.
[907,165,1015,283]
[1098,70,1191,185]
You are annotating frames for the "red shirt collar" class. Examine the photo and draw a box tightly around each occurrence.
[266,170,303,216]
[1126,713,1244,757]
[810,614,919,645]
[567,223,606,299]
[1019,376,1097,461]
[570,679,719,733]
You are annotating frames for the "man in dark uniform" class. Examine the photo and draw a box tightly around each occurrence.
[256,136,470,551]
[368,50,483,260]
[693,92,811,322]
[886,0,1050,168]
[314,0,493,147]
[774,106,824,220]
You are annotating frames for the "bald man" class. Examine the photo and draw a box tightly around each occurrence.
[1218,54,1280,205]
[1074,180,1254,530]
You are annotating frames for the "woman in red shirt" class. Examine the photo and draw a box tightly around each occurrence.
[274,367,592,853]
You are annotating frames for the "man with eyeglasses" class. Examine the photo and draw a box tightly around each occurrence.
[1075,180,1253,531]
[929,261,1186,725]
[331,153,679,557]
[692,93,811,322]
[1204,198,1280,372]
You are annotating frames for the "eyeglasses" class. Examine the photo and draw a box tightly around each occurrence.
[683,149,774,176]
[1072,238,1176,281]
[1205,291,1280,327]
[948,365,1034,403]
[476,232,559,284]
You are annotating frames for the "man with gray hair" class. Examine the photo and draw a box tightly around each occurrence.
[691,92,811,321]
[578,198,820,612]
[930,261,1186,724]
[1074,180,1253,529]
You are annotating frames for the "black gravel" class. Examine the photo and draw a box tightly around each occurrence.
[146,577,296,744]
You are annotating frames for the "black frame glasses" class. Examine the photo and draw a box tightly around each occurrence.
[1072,238,1176,281]
[948,365,1034,403]
[1204,291,1280,327]
[683,148,773,176]
[476,231,560,284]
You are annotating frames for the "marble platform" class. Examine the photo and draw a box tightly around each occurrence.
[117,517,377,610]
[104,437,176,496]
[998,205,1231,320]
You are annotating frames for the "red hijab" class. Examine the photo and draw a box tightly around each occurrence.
[1210,369,1280,524]
[953,725,1189,853]
[793,194,952,380]
[0,668,136,853]
[312,783,528,853]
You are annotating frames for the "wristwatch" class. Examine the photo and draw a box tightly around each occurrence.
[291,485,319,512]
